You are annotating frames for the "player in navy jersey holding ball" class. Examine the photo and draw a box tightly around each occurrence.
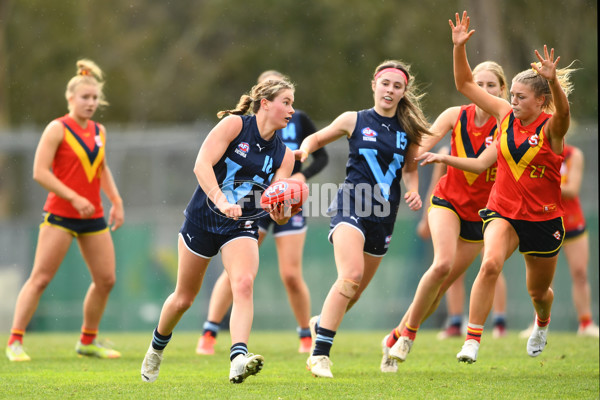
[141,79,296,384]
[196,70,328,355]
[297,60,432,378]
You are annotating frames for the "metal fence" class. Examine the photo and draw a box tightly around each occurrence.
[0,122,598,333]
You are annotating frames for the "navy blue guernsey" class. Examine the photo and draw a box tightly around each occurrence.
[329,108,410,223]
[277,110,310,174]
[184,115,288,234]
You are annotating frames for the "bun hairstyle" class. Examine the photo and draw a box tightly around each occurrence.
[65,59,109,108]
[217,79,295,119]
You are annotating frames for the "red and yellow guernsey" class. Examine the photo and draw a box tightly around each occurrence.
[487,111,564,221]
[434,104,498,221]
[43,114,105,219]
[561,144,585,232]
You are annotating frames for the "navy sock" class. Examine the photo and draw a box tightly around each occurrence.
[297,327,311,339]
[313,326,336,357]
[230,342,248,361]
[151,327,172,351]
[203,320,220,338]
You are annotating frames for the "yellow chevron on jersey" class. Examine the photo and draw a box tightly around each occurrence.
[453,109,497,185]
[499,113,544,182]
[63,125,105,182]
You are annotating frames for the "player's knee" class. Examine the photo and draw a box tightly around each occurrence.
[97,275,116,292]
[280,273,304,292]
[479,257,503,278]
[429,260,452,280]
[528,286,553,303]
[231,274,254,299]
[335,278,360,299]
[173,295,195,312]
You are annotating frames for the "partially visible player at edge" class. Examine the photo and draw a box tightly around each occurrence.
[380,60,511,371]
[141,79,297,384]
[6,59,124,362]
[418,11,577,363]
[298,59,431,378]
[519,143,599,338]
[196,70,328,356]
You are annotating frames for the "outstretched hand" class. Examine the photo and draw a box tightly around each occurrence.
[415,151,446,166]
[449,11,475,46]
[532,45,560,82]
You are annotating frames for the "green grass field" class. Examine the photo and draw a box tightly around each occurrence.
[1,330,598,399]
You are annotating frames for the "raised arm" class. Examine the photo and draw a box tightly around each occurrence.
[532,45,571,151]
[450,11,511,122]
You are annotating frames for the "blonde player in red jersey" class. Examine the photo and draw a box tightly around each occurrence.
[519,143,599,338]
[418,11,577,363]
[380,61,510,370]
[5,60,124,362]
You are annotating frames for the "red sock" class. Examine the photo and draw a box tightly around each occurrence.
[466,323,484,343]
[80,327,98,345]
[401,324,418,341]
[536,314,550,328]
[386,328,401,347]
[579,314,592,329]
[8,329,25,346]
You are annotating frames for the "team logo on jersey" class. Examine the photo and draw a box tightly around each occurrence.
[553,230,561,240]
[528,134,539,147]
[235,142,250,158]
[362,127,377,142]
[95,135,104,147]
[263,181,288,199]
[543,203,557,213]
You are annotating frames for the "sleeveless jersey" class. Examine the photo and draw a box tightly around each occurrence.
[43,115,105,219]
[184,114,288,234]
[434,104,498,221]
[329,108,410,223]
[487,111,563,221]
[560,145,585,232]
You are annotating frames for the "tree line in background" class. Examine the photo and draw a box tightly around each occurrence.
[0,0,597,129]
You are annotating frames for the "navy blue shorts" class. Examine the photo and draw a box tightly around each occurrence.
[431,196,484,242]
[328,209,395,257]
[257,213,307,237]
[479,208,564,258]
[179,217,258,258]
[40,212,108,237]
